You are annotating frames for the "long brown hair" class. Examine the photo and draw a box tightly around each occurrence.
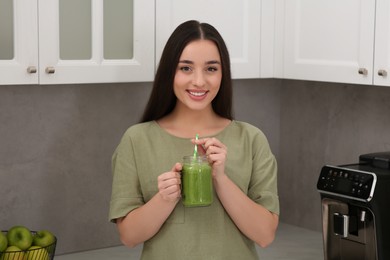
[140,20,233,123]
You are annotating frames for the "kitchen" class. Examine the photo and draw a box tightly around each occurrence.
[1,0,390,259]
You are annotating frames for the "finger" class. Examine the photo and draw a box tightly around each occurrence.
[207,153,225,166]
[206,144,227,158]
[159,185,181,201]
[206,144,222,154]
[197,144,206,155]
[158,178,181,190]
[204,137,226,150]
[165,187,181,199]
[199,138,216,150]
[190,139,207,156]
[171,162,182,172]
[158,171,181,184]
[158,172,181,187]
[192,138,208,146]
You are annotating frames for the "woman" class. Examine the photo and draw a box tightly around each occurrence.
[109,20,279,259]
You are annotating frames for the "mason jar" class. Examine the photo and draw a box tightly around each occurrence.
[182,155,213,207]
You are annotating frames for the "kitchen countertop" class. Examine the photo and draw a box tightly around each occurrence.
[55,222,324,260]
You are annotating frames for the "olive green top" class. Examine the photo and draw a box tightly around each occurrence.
[109,120,279,260]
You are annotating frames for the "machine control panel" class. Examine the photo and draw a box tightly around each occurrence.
[317,165,377,202]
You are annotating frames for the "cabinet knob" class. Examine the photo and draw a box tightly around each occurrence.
[45,67,55,74]
[27,66,37,74]
[358,68,368,76]
[378,69,387,77]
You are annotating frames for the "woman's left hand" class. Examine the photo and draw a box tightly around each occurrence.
[192,137,227,178]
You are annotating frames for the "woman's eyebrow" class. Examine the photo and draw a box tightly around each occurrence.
[178,60,193,64]
[206,60,221,65]
[178,60,221,65]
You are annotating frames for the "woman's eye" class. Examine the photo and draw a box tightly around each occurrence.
[179,66,192,72]
[207,66,218,72]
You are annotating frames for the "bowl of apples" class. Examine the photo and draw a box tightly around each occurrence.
[0,226,56,260]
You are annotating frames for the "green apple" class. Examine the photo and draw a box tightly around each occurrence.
[0,231,7,252]
[26,246,49,260]
[32,230,55,248]
[7,226,33,250]
[0,246,26,260]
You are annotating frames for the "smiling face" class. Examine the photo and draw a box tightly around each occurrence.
[173,39,222,114]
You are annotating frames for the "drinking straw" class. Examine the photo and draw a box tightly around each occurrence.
[193,134,199,158]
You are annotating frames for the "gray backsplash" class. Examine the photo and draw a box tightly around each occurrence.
[1,79,389,254]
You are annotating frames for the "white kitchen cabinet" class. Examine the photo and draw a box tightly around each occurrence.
[280,0,376,85]
[374,0,390,86]
[39,0,155,84]
[155,0,275,79]
[0,0,154,85]
[0,0,39,85]
[280,0,390,87]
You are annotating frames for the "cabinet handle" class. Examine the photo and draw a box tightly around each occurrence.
[358,68,368,76]
[45,67,55,74]
[378,69,387,77]
[27,66,37,74]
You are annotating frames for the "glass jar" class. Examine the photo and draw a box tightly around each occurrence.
[182,155,213,207]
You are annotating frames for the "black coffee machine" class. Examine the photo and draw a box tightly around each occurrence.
[317,152,390,260]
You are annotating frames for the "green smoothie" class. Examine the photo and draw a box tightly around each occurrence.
[182,156,213,207]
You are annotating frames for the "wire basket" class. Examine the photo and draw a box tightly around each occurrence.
[0,231,57,260]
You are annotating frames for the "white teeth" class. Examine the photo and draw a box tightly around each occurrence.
[189,91,206,96]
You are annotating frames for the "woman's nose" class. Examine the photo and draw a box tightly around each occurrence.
[192,70,206,87]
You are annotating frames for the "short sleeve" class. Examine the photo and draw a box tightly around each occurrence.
[248,131,280,215]
[108,132,144,222]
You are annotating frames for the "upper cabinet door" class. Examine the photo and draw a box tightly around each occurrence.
[0,0,39,85]
[155,0,274,79]
[374,0,390,86]
[38,0,155,84]
[282,0,376,85]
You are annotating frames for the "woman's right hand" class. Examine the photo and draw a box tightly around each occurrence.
[117,162,183,248]
[157,162,182,203]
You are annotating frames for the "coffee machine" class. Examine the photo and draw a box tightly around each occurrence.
[317,152,390,260]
